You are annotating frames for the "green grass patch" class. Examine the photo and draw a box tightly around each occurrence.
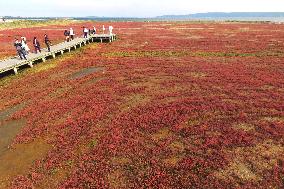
[0,19,82,30]
[89,139,98,148]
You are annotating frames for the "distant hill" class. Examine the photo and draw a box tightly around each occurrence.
[3,12,284,22]
[156,12,284,19]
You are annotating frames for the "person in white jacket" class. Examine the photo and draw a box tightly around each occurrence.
[69,28,75,40]
[109,26,113,35]
[21,36,30,55]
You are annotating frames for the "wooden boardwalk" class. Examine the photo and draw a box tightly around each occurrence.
[0,34,117,75]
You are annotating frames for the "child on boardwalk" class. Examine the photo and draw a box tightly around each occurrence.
[14,38,27,60]
[44,34,51,52]
[33,37,41,53]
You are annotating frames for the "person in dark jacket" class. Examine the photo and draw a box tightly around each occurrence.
[64,30,70,42]
[14,38,27,60]
[44,34,51,52]
[33,37,41,53]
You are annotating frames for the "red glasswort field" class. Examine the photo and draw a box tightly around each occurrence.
[0,21,283,188]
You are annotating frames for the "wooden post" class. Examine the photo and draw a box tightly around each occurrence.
[28,62,33,68]
[79,43,82,47]
[100,38,103,43]
[42,57,46,62]
[74,45,77,49]
[61,50,64,55]
[68,48,71,52]
[13,67,18,75]
[52,53,56,59]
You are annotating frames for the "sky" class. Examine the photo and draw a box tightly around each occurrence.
[0,0,284,17]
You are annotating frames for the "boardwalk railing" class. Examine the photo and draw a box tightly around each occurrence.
[0,34,117,75]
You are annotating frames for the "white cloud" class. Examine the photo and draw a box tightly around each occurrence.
[0,0,284,17]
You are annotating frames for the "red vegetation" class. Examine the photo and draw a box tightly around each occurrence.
[0,21,284,188]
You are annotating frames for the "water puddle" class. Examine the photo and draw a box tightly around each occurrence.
[0,138,51,188]
[0,104,26,156]
[0,119,26,155]
[0,104,47,188]
[69,67,105,79]
[0,104,25,122]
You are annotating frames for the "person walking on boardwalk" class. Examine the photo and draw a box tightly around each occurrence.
[44,34,51,52]
[69,28,75,40]
[88,27,92,35]
[93,26,96,34]
[33,37,41,53]
[14,38,27,60]
[109,25,113,35]
[102,25,105,34]
[64,30,70,42]
[83,26,88,38]
[21,36,30,55]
